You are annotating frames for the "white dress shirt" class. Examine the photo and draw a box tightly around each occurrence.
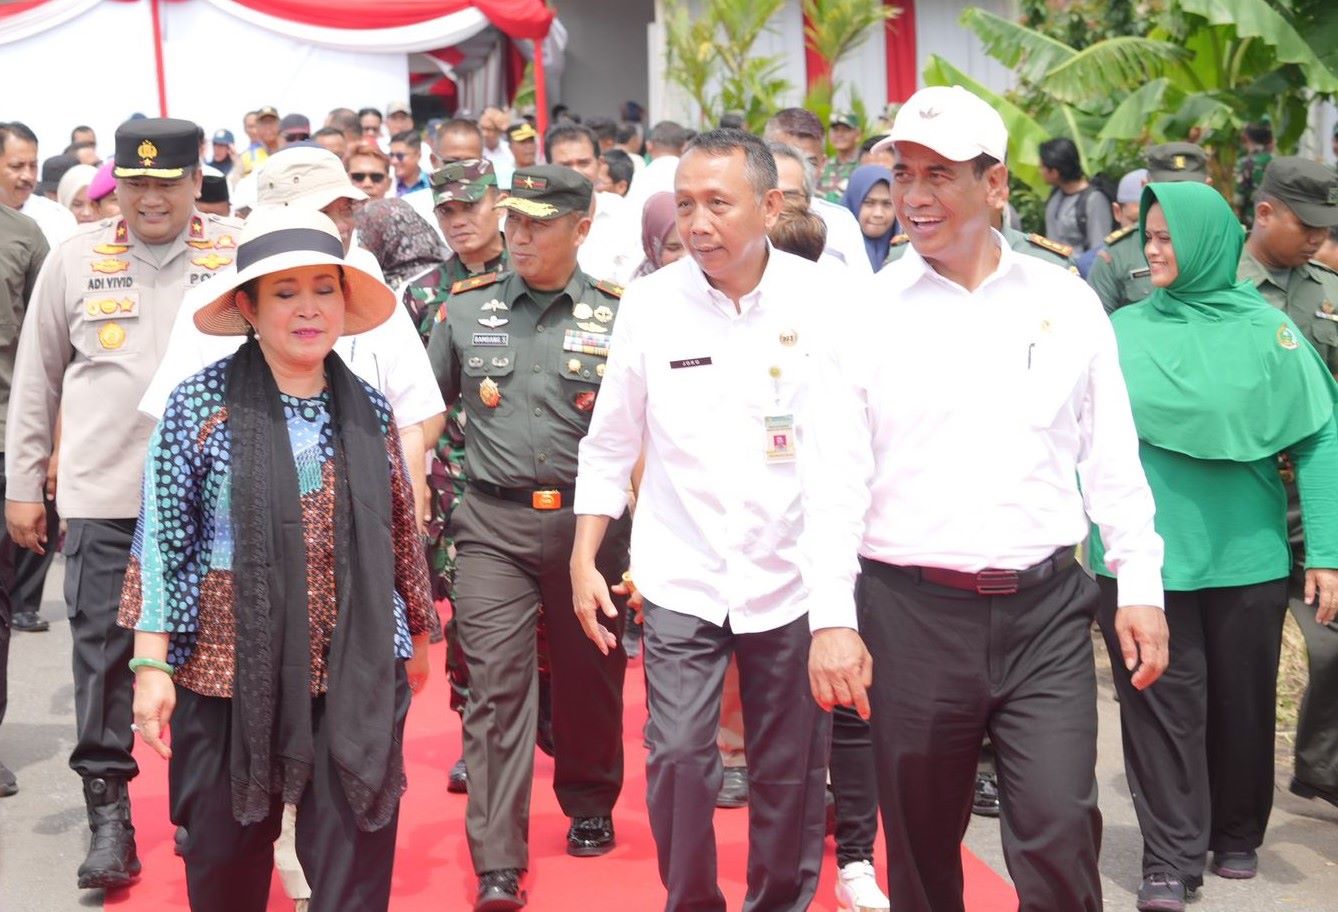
[578,190,637,285]
[575,248,827,633]
[811,197,872,276]
[138,245,445,426]
[19,194,78,247]
[800,232,1164,632]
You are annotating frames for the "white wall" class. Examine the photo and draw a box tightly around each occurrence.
[554,0,655,121]
[2,0,408,161]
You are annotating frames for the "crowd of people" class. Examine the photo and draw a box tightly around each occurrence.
[0,81,1335,912]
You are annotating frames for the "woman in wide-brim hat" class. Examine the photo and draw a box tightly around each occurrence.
[118,207,434,912]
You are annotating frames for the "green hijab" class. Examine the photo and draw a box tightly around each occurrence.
[1111,181,1337,461]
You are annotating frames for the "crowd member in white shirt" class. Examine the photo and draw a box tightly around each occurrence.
[613,121,647,175]
[621,121,691,229]
[802,86,1170,912]
[139,146,445,520]
[763,109,871,276]
[572,128,831,912]
[0,123,77,247]
[768,142,862,275]
[545,122,637,285]
[479,107,515,188]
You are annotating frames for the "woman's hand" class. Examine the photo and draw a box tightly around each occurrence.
[132,669,176,760]
[1305,568,1338,625]
[407,633,430,695]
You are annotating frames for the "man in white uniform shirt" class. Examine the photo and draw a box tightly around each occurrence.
[545,123,637,285]
[803,86,1171,912]
[571,129,831,912]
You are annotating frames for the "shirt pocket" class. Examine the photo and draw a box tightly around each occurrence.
[554,348,606,416]
[78,292,143,360]
[460,348,516,420]
[1017,344,1084,429]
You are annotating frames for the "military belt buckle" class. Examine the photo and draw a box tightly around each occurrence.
[974,569,1019,596]
[532,490,562,510]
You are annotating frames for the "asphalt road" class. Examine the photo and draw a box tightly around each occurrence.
[2,558,1336,910]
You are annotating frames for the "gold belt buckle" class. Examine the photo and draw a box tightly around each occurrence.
[532,489,562,510]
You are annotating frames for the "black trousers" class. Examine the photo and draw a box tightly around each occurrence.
[860,558,1102,912]
[642,606,830,912]
[0,454,15,733]
[1291,585,1338,798]
[830,705,879,867]
[1097,576,1288,882]
[451,494,629,873]
[64,518,138,780]
[168,666,409,912]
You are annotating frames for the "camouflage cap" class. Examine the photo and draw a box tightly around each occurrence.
[495,165,593,221]
[1145,142,1208,183]
[1260,157,1338,228]
[430,158,497,207]
[829,111,858,130]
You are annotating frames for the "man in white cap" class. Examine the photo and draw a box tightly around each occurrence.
[140,146,444,518]
[802,85,1170,912]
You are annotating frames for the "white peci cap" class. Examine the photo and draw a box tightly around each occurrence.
[872,85,1008,163]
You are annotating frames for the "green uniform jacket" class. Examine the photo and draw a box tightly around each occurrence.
[1238,248,1338,376]
[426,268,621,488]
[817,158,858,204]
[1086,224,1150,315]
[885,225,1076,270]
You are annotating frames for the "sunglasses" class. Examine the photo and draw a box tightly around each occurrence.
[283,132,310,142]
[350,172,387,183]
[389,151,409,161]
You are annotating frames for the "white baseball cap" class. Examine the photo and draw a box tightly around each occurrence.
[255,146,367,211]
[873,86,1008,163]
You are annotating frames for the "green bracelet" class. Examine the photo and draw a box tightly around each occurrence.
[128,657,174,677]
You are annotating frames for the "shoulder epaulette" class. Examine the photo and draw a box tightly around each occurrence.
[592,278,624,298]
[890,233,910,246]
[451,271,502,295]
[1105,223,1137,246]
[1308,259,1338,278]
[1026,233,1073,258]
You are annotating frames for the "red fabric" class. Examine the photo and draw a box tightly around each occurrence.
[885,0,917,103]
[225,0,553,39]
[0,0,56,19]
[802,10,829,91]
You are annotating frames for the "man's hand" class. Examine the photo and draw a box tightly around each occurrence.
[808,627,873,719]
[5,500,48,555]
[571,560,619,655]
[132,669,176,760]
[45,451,58,503]
[612,572,644,624]
[407,632,430,695]
[1113,604,1169,690]
[1305,568,1338,626]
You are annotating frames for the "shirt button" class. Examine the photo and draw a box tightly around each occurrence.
[533,407,542,416]
[537,453,548,463]
[536,324,546,332]
[533,364,542,373]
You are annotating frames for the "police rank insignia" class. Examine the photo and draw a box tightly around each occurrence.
[1277,324,1299,350]
[91,258,130,274]
[92,243,130,256]
[479,377,502,408]
[192,253,232,270]
[187,216,213,249]
[98,322,127,350]
[215,234,237,248]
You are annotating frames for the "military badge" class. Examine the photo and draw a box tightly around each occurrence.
[479,377,502,408]
[592,305,614,324]
[192,253,232,270]
[572,302,594,320]
[573,391,597,412]
[478,314,509,329]
[98,322,127,350]
[1277,324,1299,350]
[137,140,159,167]
[91,258,130,275]
[92,243,130,256]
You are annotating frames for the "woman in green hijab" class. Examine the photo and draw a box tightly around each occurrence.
[1090,181,1338,912]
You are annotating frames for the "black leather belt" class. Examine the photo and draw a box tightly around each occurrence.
[468,480,576,511]
[891,547,1077,596]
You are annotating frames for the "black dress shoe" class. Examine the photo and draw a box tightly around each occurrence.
[448,757,469,794]
[1210,849,1257,879]
[0,763,17,797]
[1136,872,1186,912]
[173,825,188,857]
[1290,776,1338,809]
[972,772,1001,817]
[11,610,49,632]
[566,815,615,857]
[475,868,525,911]
[716,767,748,808]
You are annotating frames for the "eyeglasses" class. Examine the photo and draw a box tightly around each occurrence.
[283,132,310,142]
[350,172,387,184]
[389,151,408,161]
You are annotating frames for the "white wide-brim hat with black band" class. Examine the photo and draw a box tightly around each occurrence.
[192,208,396,337]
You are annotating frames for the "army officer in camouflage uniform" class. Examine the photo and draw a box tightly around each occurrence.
[5,118,242,891]
[427,165,630,911]
[1088,142,1208,314]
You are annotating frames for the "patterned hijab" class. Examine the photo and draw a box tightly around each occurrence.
[354,197,445,289]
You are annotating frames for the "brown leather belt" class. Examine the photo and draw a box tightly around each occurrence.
[892,547,1077,596]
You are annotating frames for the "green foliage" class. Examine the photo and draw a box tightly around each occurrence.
[802,0,900,76]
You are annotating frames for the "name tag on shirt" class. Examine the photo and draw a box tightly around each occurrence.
[670,357,713,369]
[764,414,797,464]
[472,332,509,346]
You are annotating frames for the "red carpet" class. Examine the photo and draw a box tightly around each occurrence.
[109,643,1018,910]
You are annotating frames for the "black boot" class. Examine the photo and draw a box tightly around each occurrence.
[77,777,142,890]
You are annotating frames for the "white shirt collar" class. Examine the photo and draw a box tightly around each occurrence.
[683,241,782,317]
[888,228,1021,295]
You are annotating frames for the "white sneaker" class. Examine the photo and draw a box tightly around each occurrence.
[836,860,891,912]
